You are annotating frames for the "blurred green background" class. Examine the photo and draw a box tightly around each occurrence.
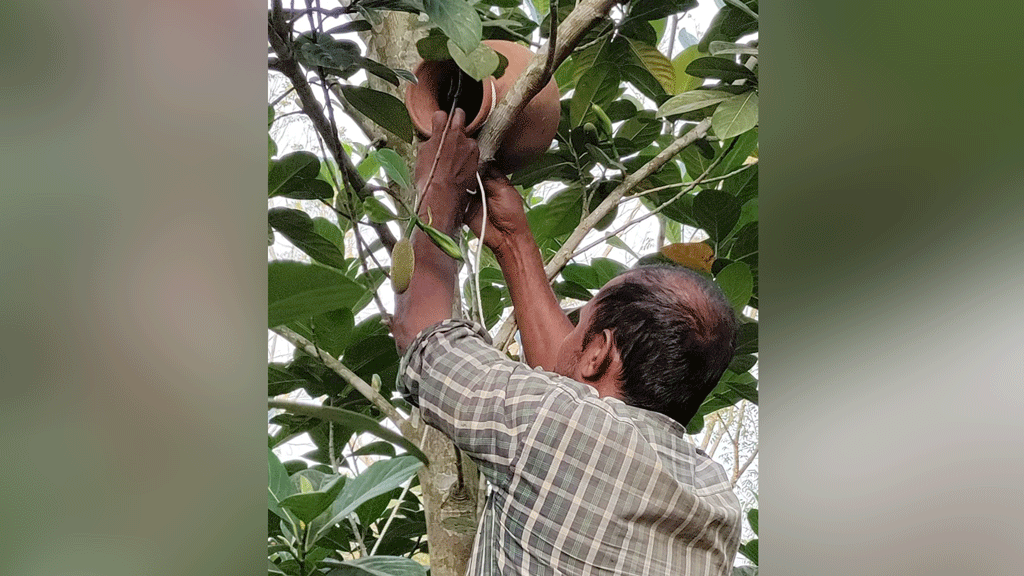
[0,1,1021,575]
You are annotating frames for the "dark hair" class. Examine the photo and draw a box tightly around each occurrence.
[583,265,738,426]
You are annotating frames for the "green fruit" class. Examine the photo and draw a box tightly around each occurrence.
[591,103,614,137]
[391,238,415,294]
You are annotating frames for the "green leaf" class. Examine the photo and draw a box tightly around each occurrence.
[685,56,756,83]
[447,39,499,81]
[625,0,698,23]
[268,208,348,269]
[748,507,759,535]
[716,261,753,311]
[570,63,618,127]
[324,555,427,576]
[625,38,675,94]
[289,307,355,360]
[735,321,758,355]
[728,353,757,374]
[416,34,451,61]
[352,440,397,458]
[278,474,346,523]
[268,261,368,328]
[712,91,758,139]
[739,538,758,565]
[339,86,414,144]
[362,196,398,223]
[527,186,583,241]
[709,40,758,56]
[733,566,758,576]
[693,189,741,242]
[422,0,482,55]
[605,235,642,259]
[269,151,334,199]
[268,401,428,466]
[268,448,297,523]
[657,90,732,117]
[671,45,705,94]
[371,149,413,191]
[316,456,424,541]
[698,0,758,52]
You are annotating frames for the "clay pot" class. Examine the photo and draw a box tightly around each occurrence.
[404,39,561,174]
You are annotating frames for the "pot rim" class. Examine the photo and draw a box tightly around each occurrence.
[405,60,495,138]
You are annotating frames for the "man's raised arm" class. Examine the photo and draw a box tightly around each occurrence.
[464,167,574,372]
[392,109,479,355]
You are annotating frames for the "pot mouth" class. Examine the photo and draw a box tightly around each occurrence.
[405,60,494,138]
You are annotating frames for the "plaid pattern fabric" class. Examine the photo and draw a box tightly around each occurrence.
[399,320,742,575]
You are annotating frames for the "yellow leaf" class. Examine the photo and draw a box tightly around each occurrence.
[626,38,675,94]
[661,242,715,273]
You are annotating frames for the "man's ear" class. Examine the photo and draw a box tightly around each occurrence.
[580,328,617,381]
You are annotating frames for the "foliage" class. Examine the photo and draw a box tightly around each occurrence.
[268,0,757,573]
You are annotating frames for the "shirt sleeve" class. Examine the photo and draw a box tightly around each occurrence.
[398,319,558,486]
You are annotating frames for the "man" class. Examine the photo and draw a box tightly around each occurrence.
[392,109,742,575]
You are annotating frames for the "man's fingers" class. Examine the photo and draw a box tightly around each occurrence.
[451,107,466,133]
[430,110,448,136]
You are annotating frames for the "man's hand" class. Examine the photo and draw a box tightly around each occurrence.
[415,109,479,209]
[392,108,479,355]
[463,165,531,256]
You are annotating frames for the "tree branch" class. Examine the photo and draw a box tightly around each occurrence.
[476,0,618,163]
[493,118,713,349]
[272,326,404,426]
[733,446,758,487]
[268,11,397,251]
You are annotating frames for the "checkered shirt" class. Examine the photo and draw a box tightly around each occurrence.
[399,319,742,575]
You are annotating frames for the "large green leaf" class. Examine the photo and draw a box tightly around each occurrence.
[739,538,759,565]
[324,556,427,576]
[268,261,368,328]
[716,261,753,311]
[269,151,334,200]
[288,307,356,360]
[562,258,627,290]
[278,474,347,523]
[316,455,424,541]
[712,91,758,139]
[685,57,757,83]
[693,189,741,242]
[447,39,499,81]
[422,0,482,55]
[625,38,675,93]
[268,448,297,523]
[748,507,759,535]
[370,149,412,192]
[527,186,584,241]
[657,90,732,117]
[671,45,705,94]
[268,208,348,270]
[570,63,619,127]
[268,401,428,465]
[339,86,414,144]
[698,0,758,52]
[624,0,698,23]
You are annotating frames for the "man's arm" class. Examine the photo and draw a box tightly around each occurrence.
[392,109,479,354]
[463,166,574,371]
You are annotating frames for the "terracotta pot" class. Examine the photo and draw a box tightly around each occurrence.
[405,39,561,174]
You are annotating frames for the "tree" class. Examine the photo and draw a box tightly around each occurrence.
[267,0,758,574]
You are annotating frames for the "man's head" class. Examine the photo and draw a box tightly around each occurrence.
[553,265,739,426]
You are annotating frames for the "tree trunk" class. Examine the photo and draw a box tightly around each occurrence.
[370,14,483,575]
